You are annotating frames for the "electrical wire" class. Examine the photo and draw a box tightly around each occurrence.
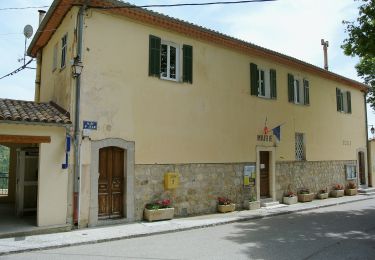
[0,59,34,80]
[0,0,276,11]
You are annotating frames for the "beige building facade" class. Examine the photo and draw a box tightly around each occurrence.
[22,0,370,227]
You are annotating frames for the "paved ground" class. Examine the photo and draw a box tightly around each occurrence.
[1,198,375,259]
[0,194,374,257]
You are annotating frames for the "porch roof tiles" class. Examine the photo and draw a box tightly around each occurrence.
[0,99,71,125]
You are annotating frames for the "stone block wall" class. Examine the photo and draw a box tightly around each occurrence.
[275,160,357,201]
[134,163,254,220]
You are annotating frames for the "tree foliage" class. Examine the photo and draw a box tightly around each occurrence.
[342,0,375,109]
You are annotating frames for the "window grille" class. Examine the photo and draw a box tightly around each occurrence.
[295,133,305,160]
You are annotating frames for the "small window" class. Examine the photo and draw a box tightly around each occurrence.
[345,164,357,180]
[60,34,67,69]
[288,74,309,105]
[250,63,277,99]
[52,43,58,71]
[336,88,352,113]
[295,133,305,161]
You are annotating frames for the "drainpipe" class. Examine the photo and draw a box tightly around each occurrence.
[34,10,46,103]
[364,92,371,187]
[73,5,85,226]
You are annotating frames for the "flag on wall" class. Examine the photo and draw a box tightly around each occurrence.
[272,125,281,141]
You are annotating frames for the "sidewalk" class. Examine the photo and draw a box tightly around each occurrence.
[0,194,374,256]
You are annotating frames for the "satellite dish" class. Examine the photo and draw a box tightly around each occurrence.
[23,25,33,39]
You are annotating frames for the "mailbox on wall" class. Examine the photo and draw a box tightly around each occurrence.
[164,172,179,190]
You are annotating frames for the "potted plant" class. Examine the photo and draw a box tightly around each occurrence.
[283,191,298,205]
[345,181,358,196]
[244,196,260,210]
[217,197,236,213]
[317,188,329,199]
[330,184,344,198]
[297,188,314,202]
[143,199,174,222]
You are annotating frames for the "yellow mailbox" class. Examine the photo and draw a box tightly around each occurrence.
[164,172,179,190]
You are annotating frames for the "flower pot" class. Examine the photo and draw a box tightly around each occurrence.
[283,196,298,205]
[298,193,314,202]
[244,201,260,210]
[217,203,236,213]
[143,207,174,222]
[330,190,344,198]
[317,193,329,199]
[345,189,357,196]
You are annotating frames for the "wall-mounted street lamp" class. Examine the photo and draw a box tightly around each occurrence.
[72,56,83,78]
[370,125,375,135]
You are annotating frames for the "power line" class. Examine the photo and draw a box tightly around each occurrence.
[0,0,276,11]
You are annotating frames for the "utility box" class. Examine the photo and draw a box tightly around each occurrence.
[164,172,179,190]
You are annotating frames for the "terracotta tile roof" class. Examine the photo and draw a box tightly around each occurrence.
[0,99,71,125]
[27,0,369,91]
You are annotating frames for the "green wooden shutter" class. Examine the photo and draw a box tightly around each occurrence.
[183,45,193,83]
[250,63,258,96]
[336,88,342,111]
[288,74,294,102]
[347,91,352,113]
[303,79,310,105]
[270,69,277,99]
[149,35,161,77]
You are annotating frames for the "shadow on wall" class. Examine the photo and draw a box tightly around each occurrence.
[224,204,375,259]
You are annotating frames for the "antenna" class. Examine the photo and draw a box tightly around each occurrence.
[22,25,34,65]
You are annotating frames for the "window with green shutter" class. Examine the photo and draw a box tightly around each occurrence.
[336,88,352,114]
[288,74,294,102]
[303,79,310,105]
[183,45,193,83]
[347,91,352,113]
[250,63,277,100]
[149,35,161,77]
[336,88,342,111]
[270,69,277,99]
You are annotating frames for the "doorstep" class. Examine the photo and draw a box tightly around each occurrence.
[0,224,72,239]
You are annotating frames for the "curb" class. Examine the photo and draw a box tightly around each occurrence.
[1,195,374,256]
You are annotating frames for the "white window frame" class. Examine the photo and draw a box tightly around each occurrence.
[338,90,350,113]
[257,67,271,98]
[160,41,180,82]
[52,43,58,72]
[60,34,67,69]
[293,77,309,105]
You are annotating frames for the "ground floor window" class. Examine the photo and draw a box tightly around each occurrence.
[295,133,305,161]
[0,145,10,196]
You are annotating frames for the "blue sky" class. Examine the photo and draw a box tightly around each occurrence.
[0,0,374,131]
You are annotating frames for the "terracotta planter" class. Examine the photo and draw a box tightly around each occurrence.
[217,203,236,213]
[143,207,174,222]
[283,196,298,205]
[317,193,329,199]
[330,190,344,198]
[345,189,357,196]
[298,193,314,202]
[244,201,260,210]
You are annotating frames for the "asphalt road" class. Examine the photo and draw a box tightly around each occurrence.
[2,198,375,260]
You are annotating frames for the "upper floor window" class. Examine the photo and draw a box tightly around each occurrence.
[52,43,58,71]
[60,34,67,69]
[149,35,193,84]
[336,88,352,113]
[250,63,277,99]
[288,74,310,105]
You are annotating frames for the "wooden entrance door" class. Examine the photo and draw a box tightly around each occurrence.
[260,151,270,197]
[98,147,124,219]
[358,151,366,185]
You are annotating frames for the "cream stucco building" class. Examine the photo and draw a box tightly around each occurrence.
[1,0,370,229]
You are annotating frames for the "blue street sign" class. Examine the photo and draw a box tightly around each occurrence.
[83,121,97,130]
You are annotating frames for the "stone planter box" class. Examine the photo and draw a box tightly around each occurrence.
[217,204,236,213]
[331,190,344,198]
[143,208,174,222]
[298,193,314,202]
[317,193,329,199]
[244,201,260,210]
[345,189,357,196]
[283,196,298,205]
